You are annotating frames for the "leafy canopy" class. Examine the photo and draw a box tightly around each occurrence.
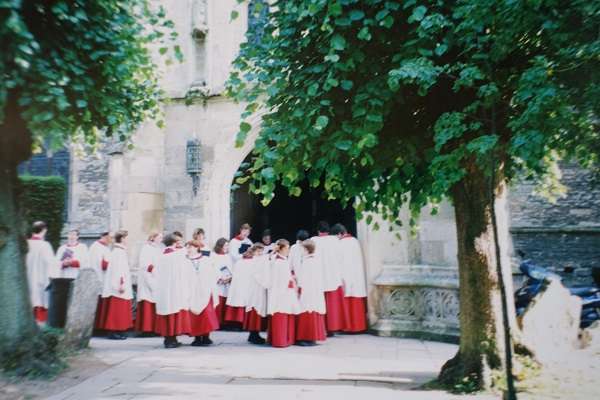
[228,0,599,225]
[0,0,181,150]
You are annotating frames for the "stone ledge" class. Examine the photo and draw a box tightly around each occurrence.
[374,264,458,289]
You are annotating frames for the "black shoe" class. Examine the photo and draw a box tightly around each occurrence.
[248,332,266,345]
[118,332,128,340]
[107,332,127,340]
[202,336,213,345]
[191,336,208,347]
[164,341,179,349]
[295,340,317,347]
[327,332,335,337]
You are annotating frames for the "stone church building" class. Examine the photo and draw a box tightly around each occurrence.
[24,0,600,341]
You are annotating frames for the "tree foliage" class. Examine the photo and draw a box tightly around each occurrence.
[228,0,599,224]
[0,0,180,152]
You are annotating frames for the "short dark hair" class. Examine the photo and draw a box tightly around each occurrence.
[163,233,177,247]
[32,221,47,234]
[214,238,228,253]
[193,228,205,238]
[316,220,330,234]
[296,229,310,241]
[100,231,110,238]
[331,223,347,235]
[262,229,271,238]
[240,223,251,231]
[172,231,184,239]
[114,230,128,243]
[69,228,80,236]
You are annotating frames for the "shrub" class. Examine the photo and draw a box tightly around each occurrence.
[18,175,66,249]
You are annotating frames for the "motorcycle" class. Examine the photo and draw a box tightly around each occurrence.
[514,254,600,329]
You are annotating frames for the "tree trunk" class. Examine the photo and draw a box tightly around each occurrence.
[0,90,37,352]
[438,162,512,389]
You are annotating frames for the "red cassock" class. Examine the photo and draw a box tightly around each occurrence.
[97,245,134,331]
[135,300,157,333]
[268,313,296,348]
[155,310,191,336]
[324,286,347,332]
[338,234,368,333]
[296,312,326,341]
[343,297,368,332]
[243,308,267,332]
[215,296,227,325]
[33,306,48,323]
[224,305,245,324]
[189,298,220,336]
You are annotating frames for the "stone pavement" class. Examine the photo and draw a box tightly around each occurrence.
[44,332,498,400]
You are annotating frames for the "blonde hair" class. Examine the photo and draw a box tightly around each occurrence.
[147,230,160,241]
[302,239,315,254]
[275,239,290,252]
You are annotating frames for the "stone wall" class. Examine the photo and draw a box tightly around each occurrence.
[509,164,600,285]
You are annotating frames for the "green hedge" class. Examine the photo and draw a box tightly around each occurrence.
[19,176,66,249]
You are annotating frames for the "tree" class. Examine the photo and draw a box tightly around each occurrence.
[228,0,599,392]
[0,0,177,372]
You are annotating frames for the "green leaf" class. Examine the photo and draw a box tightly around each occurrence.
[76,99,87,108]
[230,10,239,21]
[349,10,365,21]
[331,34,346,51]
[341,80,353,90]
[240,121,252,133]
[261,167,275,180]
[335,140,352,151]
[315,115,329,130]
[357,27,371,41]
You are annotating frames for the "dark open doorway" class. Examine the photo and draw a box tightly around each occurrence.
[230,161,356,242]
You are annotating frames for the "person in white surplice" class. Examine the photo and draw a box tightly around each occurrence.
[211,238,233,326]
[26,221,58,324]
[55,229,89,280]
[229,223,253,264]
[289,229,310,274]
[311,220,346,335]
[332,223,368,333]
[135,231,163,334]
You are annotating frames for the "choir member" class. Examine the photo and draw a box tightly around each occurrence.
[229,223,253,263]
[55,229,89,279]
[90,231,112,330]
[289,229,309,273]
[135,231,163,334]
[295,239,327,346]
[26,221,57,324]
[211,238,232,326]
[192,228,206,247]
[97,230,133,339]
[263,239,301,348]
[172,231,185,251]
[311,220,346,335]
[332,223,368,333]
[186,240,219,346]
[224,243,266,343]
[89,231,112,282]
[244,244,269,344]
[154,233,191,348]
[261,229,275,254]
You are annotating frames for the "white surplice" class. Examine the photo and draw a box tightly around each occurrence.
[101,244,133,300]
[187,254,219,315]
[296,254,326,314]
[136,242,161,303]
[310,235,344,292]
[55,242,89,279]
[338,236,367,297]
[154,248,191,316]
[26,238,57,310]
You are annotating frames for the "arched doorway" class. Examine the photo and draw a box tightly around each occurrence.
[230,155,356,242]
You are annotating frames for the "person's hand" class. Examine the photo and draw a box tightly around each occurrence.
[62,258,72,268]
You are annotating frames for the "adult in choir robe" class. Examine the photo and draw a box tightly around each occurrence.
[261,229,276,254]
[154,233,191,348]
[135,231,163,334]
[26,221,57,323]
[261,239,301,348]
[55,229,89,279]
[224,243,267,343]
[97,230,133,339]
[186,240,220,346]
[90,231,112,330]
[311,220,346,335]
[332,223,368,333]
[244,244,269,343]
[289,229,310,274]
[211,238,232,326]
[229,223,253,264]
[295,239,327,345]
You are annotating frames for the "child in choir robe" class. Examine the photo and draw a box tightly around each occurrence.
[193,228,206,248]
[244,244,269,344]
[172,231,185,251]
[224,243,266,343]
[261,229,275,254]
[262,239,301,348]
[97,230,133,339]
[90,231,112,330]
[289,229,310,273]
[135,231,163,334]
[332,223,368,333]
[229,223,253,264]
[154,234,191,348]
[295,239,327,345]
[311,220,346,335]
[186,240,220,346]
[26,221,57,324]
[211,238,232,326]
[55,229,89,279]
